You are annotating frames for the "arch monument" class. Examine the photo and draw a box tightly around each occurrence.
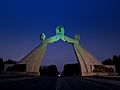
[19,26,116,76]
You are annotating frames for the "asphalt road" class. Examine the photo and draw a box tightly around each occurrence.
[0,76,120,90]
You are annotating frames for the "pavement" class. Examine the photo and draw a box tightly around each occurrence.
[0,76,120,90]
[0,76,36,84]
[82,76,120,86]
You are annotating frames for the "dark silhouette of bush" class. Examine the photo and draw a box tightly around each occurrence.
[40,66,47,75]
[62,63,80,76]
[4,59,17,64]
[6,64,26,72]
[40,65,59,76]
[102,55,120,74]
[112,55,120,74]
[0,58,17,73]
[0,58,4,73]
[46,65,59,76]
[102,58,113,65]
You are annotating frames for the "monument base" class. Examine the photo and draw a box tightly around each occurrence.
[26,72,40,76]
[81,72,119,76]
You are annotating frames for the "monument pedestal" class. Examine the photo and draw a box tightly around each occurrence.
[26,72,40,76]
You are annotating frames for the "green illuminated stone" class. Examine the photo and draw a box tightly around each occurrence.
[56,26,64,35]
[40,26,80,44]
[40,33,46,40]
[74,34,80,40]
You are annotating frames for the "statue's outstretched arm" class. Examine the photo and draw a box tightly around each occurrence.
[64,36,79,45]
[46,35,60,44]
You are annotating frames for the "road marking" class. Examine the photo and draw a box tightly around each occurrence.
[56,78,60,90]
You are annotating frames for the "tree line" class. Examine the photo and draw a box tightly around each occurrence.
[102,55,120,74]
[40,63,80,76]
[0,58,17,72]
[40,65,59,76]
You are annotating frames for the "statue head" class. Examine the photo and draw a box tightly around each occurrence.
[56,26,65,35]
[40,33,46,40]
[74,34,80,40]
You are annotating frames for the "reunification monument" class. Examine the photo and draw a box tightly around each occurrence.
[19,26,116,76]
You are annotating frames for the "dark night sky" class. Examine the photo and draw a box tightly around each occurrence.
[0,0,120,71]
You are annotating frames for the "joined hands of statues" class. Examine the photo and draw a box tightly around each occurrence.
[40,26,80,45]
